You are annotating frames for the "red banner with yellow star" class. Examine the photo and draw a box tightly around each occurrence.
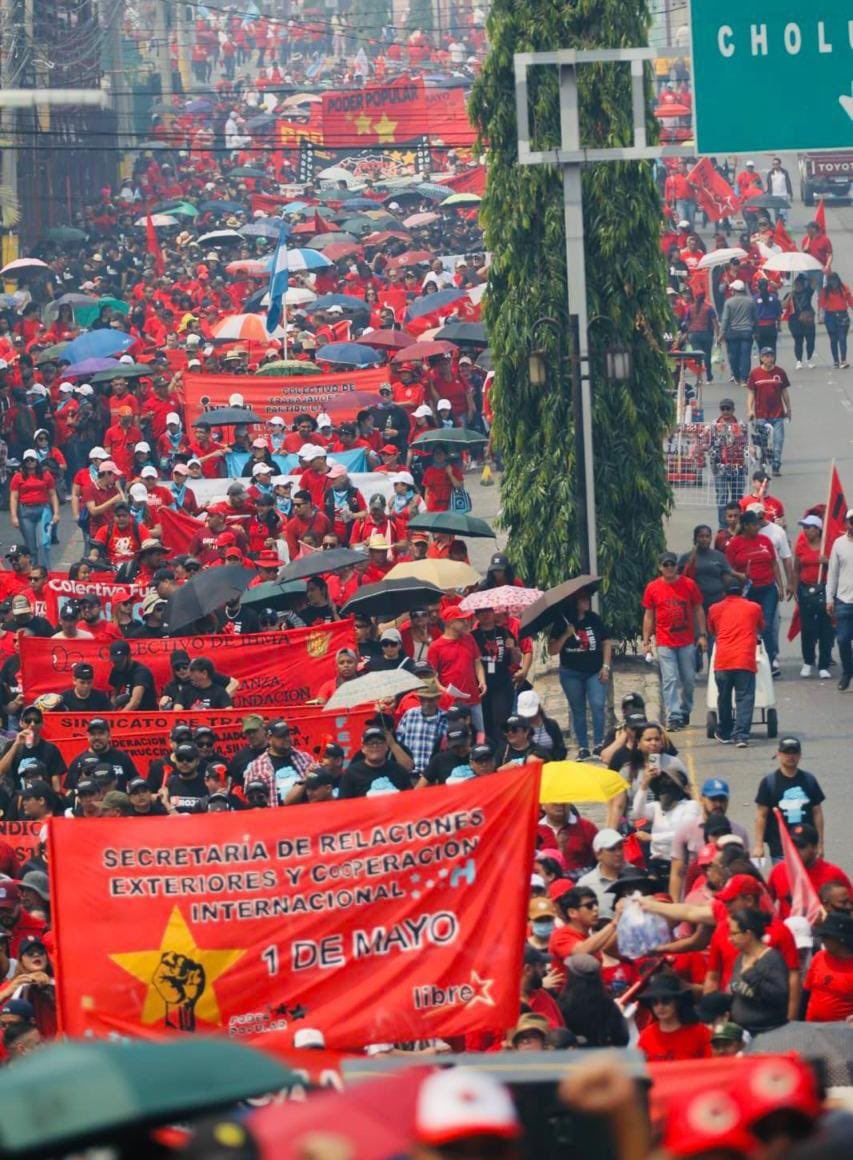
[20,621,356,707]
[321,78,430,148]
[49,766,539,1048]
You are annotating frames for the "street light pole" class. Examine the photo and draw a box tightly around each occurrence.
[568,312,590,574]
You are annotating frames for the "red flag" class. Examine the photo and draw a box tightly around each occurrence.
[158,505,205,555]
[313,211,333,234]
[814,198,826,232]
[49,767,540,1046]
[687,158,740,222]
[821,462,847,569]
[146,212,165,276]
[774,218,796,252]
[774,809,821,924]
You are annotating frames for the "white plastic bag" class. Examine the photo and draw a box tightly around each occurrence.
[616,892,671,960]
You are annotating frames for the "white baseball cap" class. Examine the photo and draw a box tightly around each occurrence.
[784,915,813,950]
[88,446,108,459]
[76,384,95,397]
[140,466,158,479]
[269,416,285,426]
[798,514,823,529]
[413,404,434,418]
[315,412,332,429]
[730,279,745,291]
[293,1027,325,1049]
[592,828,624,853]
[252,462,273,476]
[436,397,452,410]
[517,690,541,717]
[129,483,148,502]
[415,1068,520,1146]
[391,471,415,487]
[134,441,151,454]
[166,412,181,425]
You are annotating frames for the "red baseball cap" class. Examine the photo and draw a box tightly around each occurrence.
[443,605,474,622]
[716,873,765,903]
[256,551,280,567]
[215,532,236,548]
[380,443,399,455]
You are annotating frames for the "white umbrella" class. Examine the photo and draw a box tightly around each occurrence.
[0,257,49,275]
[197,229,243,245]
[285,286,317,305]
[323,668,426,711]
[317,166,358,187]
[134,213,178,228]
[762,251,823,273]
[696,247,747,270]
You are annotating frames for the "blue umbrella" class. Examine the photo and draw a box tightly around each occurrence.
[185,98,212,114]
[339,197,381,209]
[199,200,244,214]
[406,288,467,320]
[280,201,311,215]
[61,331,134,362]
[307,293,370,314]
[315,342,384,368]
[240,220,290,240]
[286,248,333,271]
[62,357,121,378]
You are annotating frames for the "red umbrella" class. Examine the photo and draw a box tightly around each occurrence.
[392,339,456,363]
[290,220,317,235]
[363,229,411,246]
[387,249,433,270]
[355,328,417,350]
[322,241,364,262]
[655,103,691,117]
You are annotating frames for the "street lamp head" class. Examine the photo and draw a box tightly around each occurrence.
[528,348,549,387]
[605,345,633,384]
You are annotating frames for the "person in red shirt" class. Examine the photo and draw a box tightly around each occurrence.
[547,885,618,972]
[804,912,853,1022]
[90,504,142,566]
[767,824,850,920]
[738,470,785,524]
[746,349,791,476]
[641,552,706,730]
[707,580,764,746]
[422,445,464,512]
[297,448,331,508]
[663,160,696,230]
[103,408,143,478]
[802,220,833,273]
[188,420,227,478]
[284,491,331,560]
[427,607,486,735]
[724,511,780,664]
[0,881,47,959]
[535,803,598,876]
[637,976,712,1062]
[8,453,60,569]
[793,514,834,677]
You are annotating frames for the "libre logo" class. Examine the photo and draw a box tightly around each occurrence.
[306,630,333,659]
[412,969,496,1012]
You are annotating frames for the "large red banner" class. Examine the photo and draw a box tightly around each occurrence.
[41,707,373,771]
[183,368,388,428]
[50,768,539,1047]
[687,157,740,222]
[0,821,44,866]
[20,621,355,708]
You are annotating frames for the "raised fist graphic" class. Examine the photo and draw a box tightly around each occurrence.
[153,951,206,1031]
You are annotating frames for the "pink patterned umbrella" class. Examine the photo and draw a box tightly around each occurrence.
[459,584,544,614]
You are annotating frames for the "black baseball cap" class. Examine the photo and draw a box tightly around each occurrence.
[72,662,94,679]
[60,601,80,620]
[174,743,199,760]
[76,778,97,796]
[304,771,335,790]
[446,705,472,720]
[324,743,345,758]
[471,743,495,762]
[78,593,101,606]
[268,720,291,737]
[92,763,116,782]
[778,736,802,753]
[87,717,110,732]
[170,649,191,668]
[109,640,131,658]
[446,727,470,744]
[362,726,386,743]
[503,715,529,731]
[21,780,50,800]
[171,724,193,743]
[128,778,149,793]
[621,692,645,709]
[791,823,819,847]
[659,551,678,565]
[245,779,267,794]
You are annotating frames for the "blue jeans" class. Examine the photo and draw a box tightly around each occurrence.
[763,416,785,472]
[676,198,695,230]
[825,312,849,365]
[657,644,696,725]
[18,504,51,570]
[558,668,607,749]
[747,583,779,660]
[726,334,752,383]
[715,668,755,741]
[836,599,853,678]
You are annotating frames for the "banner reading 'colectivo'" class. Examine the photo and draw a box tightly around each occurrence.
[20,621,356,707]
[50,767,539,1047]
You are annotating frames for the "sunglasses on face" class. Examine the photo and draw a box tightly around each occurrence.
[196,739,214,747]
[175,756,196,763]
[578,901,599,910]
[720,405,734,411]
[661,561,677,568]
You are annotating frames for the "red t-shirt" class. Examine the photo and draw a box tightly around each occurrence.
[422,463,464,512]
[637,1021,712,1062]
[768,859,851,920]
[82,482,122,535]
[708,915,799,988]
[10,471,55,507]
[536,817,598,875]
[427,633,482,704]
[738,492,785,522]
[805,950,853,1022]
[548,923,594,972]
[707,596,764,671]
[795,537,821,586]
[746,367,790,420]
[725,532,777,587]
[93,521,142,564]
[527,986,565,1029]
[641,575,703,648]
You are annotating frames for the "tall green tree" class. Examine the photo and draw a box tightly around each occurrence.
[470,0,673,641]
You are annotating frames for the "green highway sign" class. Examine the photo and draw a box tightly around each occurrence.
[689,3,853,154]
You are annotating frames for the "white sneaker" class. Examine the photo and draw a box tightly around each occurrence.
[795,360,803,369]
[800,664,813,677]
[807,359,816,368]
[819,669,831,679]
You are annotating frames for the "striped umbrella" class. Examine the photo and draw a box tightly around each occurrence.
[286,248,333,271]
[211,314,284,343]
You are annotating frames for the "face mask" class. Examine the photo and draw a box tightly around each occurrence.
[532,919,554,939]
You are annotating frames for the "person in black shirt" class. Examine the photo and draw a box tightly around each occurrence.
[165,743,208,813]
[108,639,158,710]
[147,724,194,791]
[227,714,268,788]
[754,737,826,861]
[9,593,54,638]
[367,628,416,673]
[339,725,414,798]
[417,727,474,786]
[159,650,234,710]
[547,591,613,760]
[127,778,170,817]
[57,662,111,712]
[193,726,228,770]
[219,596,261,635]
[494,715,550,767]
[354,616,382,665]
[0,706,66,793]
[472,608,520,743]
[0,643,24,730]
[65,718,138,791]
[175,658,233,710]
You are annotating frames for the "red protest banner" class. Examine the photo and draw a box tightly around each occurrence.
[183,368,388,429]
[50,767,539,1047]
[20,621,356,708]
[41,706,374,771]
[687,157,740,222]
[322,79,427,148]
[43,573,148,625]
[0,821,44,867]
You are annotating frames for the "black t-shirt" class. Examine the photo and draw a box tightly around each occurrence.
[66,744,138,791]
[339,756,412,798]
[109,660,158,710]
[755,767,826,858]
[227,743,267,788]
[7,738,66,790]
[58,688,111,712]
[166,771,209,813]
[161,670,230,708]
[130,800,169,817]
[422,748,474,785]
[367,653,416,674]
[472,626,515,687]
[176,683,232,710]
[549,611,610,674]
[301,604,337,626]
[495,742,549,767]
[0,655,21,707]
[219,607,261,634]
[17,615,55,638]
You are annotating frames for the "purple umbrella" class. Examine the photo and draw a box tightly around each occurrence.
[62,357,119,378]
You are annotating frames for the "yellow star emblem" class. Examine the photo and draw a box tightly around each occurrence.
[373,114,398,143]
[111,906,245,1028]
[354,113,373,135]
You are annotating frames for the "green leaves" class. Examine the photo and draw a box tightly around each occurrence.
[470,0,673,640]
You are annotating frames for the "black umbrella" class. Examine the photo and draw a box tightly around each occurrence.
[476,348,493,371]
[411,427,488,448]
[240,579,307,610]
[742,194,790,210]
[519,574,601,639]
[278,547,365,582]
[166,564,256,633]
[408,512,495,538]
[196,406,263,425]
[342,577,443,618]
[434,321,487,346]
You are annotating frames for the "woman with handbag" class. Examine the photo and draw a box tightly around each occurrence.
[783,274,817,369]
[819,272,853,369]
[422,444,465,512]
[793,513,834,679]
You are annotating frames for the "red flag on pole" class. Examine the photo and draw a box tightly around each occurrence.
[814,198,826,232]
[773,809,821,924]
[687,158,740,222]
[146,212,165,276]
[774,218,796,252]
